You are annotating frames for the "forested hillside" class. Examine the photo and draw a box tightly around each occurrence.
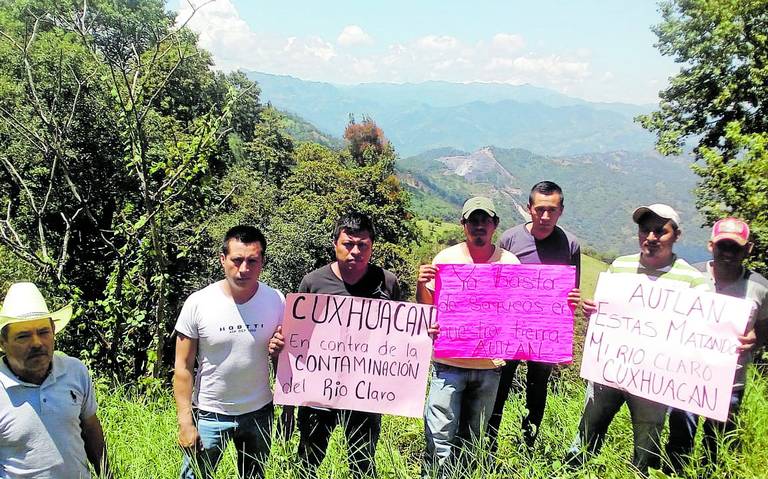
[247,71,656,157]
[399,146,709,260]
[0,0,414,381]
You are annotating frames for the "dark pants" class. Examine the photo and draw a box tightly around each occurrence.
[564,382,667,474]
[665,389,745,473]
[297,406,381,478]
[488,360,553,451]
[278,405,296,439]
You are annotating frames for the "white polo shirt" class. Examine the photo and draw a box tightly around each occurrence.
[0,352,97,479]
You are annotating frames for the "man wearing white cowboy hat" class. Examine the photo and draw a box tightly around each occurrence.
[0,282,110,478]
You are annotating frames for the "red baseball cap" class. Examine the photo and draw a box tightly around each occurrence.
[711,217,750,246]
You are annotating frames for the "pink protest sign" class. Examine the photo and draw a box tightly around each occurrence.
[433,264,576,362]
[274,293,434,417]
[580,273,754,421]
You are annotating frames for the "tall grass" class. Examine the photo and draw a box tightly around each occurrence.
[97,254,759,478]
[97,367,768,478]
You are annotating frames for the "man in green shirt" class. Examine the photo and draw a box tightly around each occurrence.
[565,204,707,474]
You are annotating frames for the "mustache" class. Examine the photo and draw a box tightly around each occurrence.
[27,347,49,358]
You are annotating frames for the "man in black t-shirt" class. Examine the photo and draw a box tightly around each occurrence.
[488,181,587,452]
[288,212,401,478]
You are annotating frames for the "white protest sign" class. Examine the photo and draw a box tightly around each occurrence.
[580,272,754,421]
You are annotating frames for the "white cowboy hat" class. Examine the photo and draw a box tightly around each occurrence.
[0,282,72,334]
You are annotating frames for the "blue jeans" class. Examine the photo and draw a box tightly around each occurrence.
[665,389,745,472]
[180,403,273,479]
[488,360,554,451]
[565,382,667,474]
[422,362,501,477]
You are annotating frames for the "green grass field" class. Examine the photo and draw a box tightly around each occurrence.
[94,255,766,478]
[580,254,609,298]
[97,369,768,478]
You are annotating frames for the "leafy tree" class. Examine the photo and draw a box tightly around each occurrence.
[0,0,258,379]
[243,106,295,186]
[0,1,417,380]
[638,0,768,275]
[693,125,767,274]
[344,115,388,166]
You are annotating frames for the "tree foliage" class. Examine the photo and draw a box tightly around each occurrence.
[0,0,255,379]
[344,115,389,166]
[639,0,768,275]
[693,125,768,274]
[0,1,418,381]
[639,0,768,156]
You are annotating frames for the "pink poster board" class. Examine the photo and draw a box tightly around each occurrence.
[433,264,576,363]
[274,293,434,417]
[580,273,754,421]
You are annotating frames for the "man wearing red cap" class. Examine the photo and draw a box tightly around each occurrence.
[665,218,768,471]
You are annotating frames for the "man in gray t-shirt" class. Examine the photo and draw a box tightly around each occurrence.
[488,181,582,451]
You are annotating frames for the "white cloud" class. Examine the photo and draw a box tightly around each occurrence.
[351,58,377,76]
[415,35,459,51]
[176,2,594,93]
[290,37,337,61]
[491,33,525,52]
[176,0,266,70]
[491,56,590,77]
[337,25,373,46]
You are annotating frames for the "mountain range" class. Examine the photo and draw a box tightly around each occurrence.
[252,71,708,260]
[248,71,656,157]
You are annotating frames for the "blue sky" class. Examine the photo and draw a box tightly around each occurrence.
[172,0,679,105]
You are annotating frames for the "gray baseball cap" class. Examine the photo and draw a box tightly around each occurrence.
[462,196,497,219]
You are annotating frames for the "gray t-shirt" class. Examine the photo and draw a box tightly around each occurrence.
[0,352,97,479]
[175,281,285,415]
[695,261,768,389]
[498,223,581,286]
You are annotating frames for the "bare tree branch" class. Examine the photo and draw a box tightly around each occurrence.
[57,208,82,279]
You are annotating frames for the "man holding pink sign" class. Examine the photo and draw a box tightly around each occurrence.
[488,181,585,451]
[417,197,520,477]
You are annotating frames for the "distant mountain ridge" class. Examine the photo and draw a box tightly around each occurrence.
[250,71,707,260]
[247,71,657,157]
[398,146,709,261]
